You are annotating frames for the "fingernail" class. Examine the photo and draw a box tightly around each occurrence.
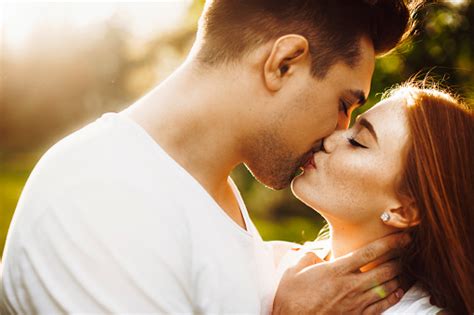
[291,246,301,251]
[395,289,404,299]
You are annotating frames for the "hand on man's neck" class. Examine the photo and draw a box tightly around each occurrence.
[122,59,254,228]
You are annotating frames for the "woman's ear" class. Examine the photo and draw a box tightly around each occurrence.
[263,34,310,92]
[382,200,421,229]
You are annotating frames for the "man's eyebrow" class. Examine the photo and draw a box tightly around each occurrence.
[349,89,367,106]
[359,117,378,142]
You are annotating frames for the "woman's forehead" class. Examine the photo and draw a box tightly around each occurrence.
[359,96,409,138]
[360,95,408,123]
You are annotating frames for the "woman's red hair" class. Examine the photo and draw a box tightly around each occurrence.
[392,85,473,314]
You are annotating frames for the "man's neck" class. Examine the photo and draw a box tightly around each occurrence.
[122,60,250,228]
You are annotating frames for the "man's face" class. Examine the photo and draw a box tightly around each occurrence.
[245,37,375,190]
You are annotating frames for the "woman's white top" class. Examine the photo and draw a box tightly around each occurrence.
[277,239,444,314]
[383,283,443,314]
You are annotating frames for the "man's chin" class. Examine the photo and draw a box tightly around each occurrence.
[255,173,293,191]
[244,163,299,190]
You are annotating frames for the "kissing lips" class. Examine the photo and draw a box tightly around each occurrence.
[300,140,323,171]
[302,154,317,170]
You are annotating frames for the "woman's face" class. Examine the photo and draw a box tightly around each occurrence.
[292,96,410,225]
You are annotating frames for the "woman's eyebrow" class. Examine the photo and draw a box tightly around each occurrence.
[359,117,378,143]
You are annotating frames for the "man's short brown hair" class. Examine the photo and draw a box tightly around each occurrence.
[197,0,419,78]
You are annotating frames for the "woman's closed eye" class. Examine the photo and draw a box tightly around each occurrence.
[347,137,368,149]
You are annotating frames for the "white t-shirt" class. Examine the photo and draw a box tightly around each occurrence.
[276,240,444,315]
[1,112,277,314]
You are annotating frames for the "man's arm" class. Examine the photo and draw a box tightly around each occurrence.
[273,233,410,315]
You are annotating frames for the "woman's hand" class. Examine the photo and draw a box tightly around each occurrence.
[272,233,409,315]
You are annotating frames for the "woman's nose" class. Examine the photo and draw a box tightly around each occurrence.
[322,130,344,153]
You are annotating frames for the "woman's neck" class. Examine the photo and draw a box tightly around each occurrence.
[325,215,393,270]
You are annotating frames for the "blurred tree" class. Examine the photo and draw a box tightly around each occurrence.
[368,0,473,105]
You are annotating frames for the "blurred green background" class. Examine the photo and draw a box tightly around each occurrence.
[1,0,472,257]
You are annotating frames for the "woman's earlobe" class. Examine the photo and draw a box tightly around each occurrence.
[381,203,420,229]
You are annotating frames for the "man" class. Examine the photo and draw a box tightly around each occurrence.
[1,0,417,314]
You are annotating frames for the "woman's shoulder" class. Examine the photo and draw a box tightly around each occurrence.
[382,283,444,314]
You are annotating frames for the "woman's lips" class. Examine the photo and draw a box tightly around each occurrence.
[303,154,317,170]
[312,155,317,169]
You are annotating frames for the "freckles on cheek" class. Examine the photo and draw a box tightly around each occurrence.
[328,155,378,190]
[328,155,359,177]
[322,159,354,195]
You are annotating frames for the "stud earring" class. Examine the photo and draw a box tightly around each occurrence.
[380,212,391,222]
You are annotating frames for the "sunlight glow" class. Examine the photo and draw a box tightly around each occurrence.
[1,1,192,53]
[444,0,469,7]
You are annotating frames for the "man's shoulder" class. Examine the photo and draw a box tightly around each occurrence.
[29,113,177,193]
[37,113,138,170]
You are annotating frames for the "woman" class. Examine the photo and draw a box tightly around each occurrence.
[279,84,473,314]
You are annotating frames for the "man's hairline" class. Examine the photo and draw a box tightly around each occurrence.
[196,33,380,80]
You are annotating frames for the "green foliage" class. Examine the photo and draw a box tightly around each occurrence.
[0,157,35,257]
[367,1,473,107]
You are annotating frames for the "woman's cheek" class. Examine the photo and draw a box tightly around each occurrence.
[328,154,380,197]
[327,153,367,180]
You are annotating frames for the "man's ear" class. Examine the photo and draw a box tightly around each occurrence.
[263,34,310,92]
[383,200,421,229]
